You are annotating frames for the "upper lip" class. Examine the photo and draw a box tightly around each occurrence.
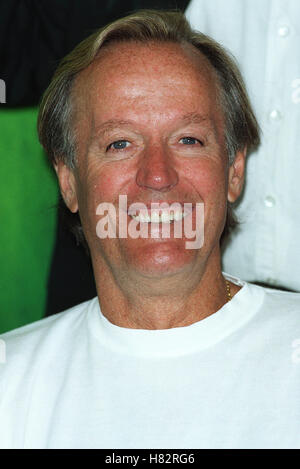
[127,202,194,216]
[126,201,195,208]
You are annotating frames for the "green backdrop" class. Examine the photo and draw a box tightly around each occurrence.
[0,108,58,333]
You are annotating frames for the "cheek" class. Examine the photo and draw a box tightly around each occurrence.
[75,164,129,231]
[96,171,125,200]
[183,160,228,202]
[192,168,228,248]
[182,161,228,240]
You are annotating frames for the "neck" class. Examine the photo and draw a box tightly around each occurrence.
[92,248,238,330]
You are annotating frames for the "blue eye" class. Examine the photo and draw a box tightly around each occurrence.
[107,140,130,151]
[180,137,202,145]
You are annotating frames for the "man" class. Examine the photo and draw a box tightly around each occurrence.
[186,0,300,292]
[0,10,299,449]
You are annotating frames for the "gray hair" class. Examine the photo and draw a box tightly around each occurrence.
[37,9,260,244]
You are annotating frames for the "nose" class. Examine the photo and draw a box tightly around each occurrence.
[135,144,179,192]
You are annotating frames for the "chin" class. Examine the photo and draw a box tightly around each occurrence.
[126,239,197,278]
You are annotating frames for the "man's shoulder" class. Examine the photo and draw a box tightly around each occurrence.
[228,273,300,318]
[227,275,300,335]
[248,282,300,331]
[0,297,98,363]
[258,284,300,310]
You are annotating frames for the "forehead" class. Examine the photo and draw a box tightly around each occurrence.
[73,40,221,130]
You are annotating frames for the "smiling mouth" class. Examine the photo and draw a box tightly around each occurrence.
[128,208,190,223]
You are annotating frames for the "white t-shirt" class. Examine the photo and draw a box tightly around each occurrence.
[0,274,299,449]
[185,0,300,291]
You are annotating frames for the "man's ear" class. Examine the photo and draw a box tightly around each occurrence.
[54,160,78,213]
[227,147,247,203]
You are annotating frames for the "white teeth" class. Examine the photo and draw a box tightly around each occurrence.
[151,211,160,223]
[174,211,183,221]
[161,211,171,223]
[139,213,151,223]
[131,209,185,223]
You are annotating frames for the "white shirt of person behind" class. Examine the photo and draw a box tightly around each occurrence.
[186,0,300,291]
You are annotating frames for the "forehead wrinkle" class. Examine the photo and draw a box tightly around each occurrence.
[76,41,221,125]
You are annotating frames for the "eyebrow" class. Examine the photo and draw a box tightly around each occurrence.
[94,120,136,136]
[177,112,217,136]
[178,112,212,126]
[93,112,214,138]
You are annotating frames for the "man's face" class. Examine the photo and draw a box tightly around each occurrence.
[58,41,244,287]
